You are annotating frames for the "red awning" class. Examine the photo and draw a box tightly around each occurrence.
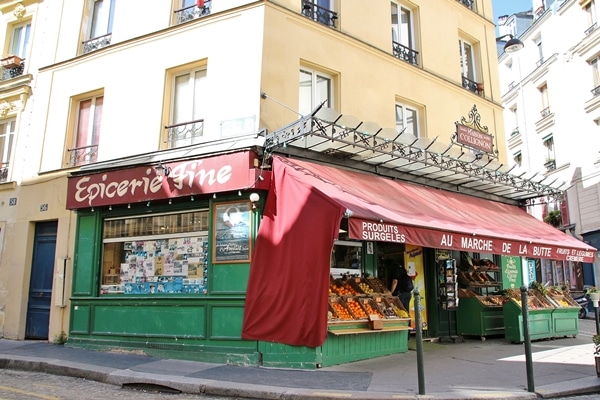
[279,156,595,263]
[242,156,595,348]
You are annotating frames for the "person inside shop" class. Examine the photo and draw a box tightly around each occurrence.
[388,259,414,312]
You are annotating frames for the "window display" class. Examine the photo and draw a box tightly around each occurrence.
[101,210,209,295]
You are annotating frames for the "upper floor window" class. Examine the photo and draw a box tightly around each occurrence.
[83,0,116,54]
[391,2,418,65]
[534,35,544,66]
[302,0,338,28]
[166,68,207,149]
[395,103,419,137]
[174,0,211,24]
[590,56,600,96]
[585,0,597,33]
[510,106,519,135]
[513,151,522,167]
[10,22,30,59]
[299,67,333,115]
[459,38,480,93]
[542,134,555,170]
[539,84,550,117]
[0,119,15,183]
[70,94,103,166]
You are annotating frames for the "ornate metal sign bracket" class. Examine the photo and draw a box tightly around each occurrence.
[451,104,498,160]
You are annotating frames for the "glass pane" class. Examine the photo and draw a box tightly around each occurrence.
[395,105,404,132]
[192,69,207,121]
[406,108,417,136]
[92,96,103,145]
[91,0,114,38]
[299,69,313,115]
[174,74,191,123]
[316,74,331,108]
[104,211,209,239]
[76,100,92,147]
[463,42,474,80]
[391,3,399,42]
[399,8,411,47]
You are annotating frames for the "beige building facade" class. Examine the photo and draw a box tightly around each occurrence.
[0,0,509,343]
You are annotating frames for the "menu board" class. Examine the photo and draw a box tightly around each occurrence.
[213,201,252,263]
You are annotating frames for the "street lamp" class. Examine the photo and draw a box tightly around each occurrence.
[504,35,524,53]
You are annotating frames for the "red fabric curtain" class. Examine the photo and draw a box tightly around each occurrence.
[242,159,344,347]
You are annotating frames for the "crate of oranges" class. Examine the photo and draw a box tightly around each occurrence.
[328,296,355,321]
[329,279,362,296]
[359,297,385,319]
[344,297,369,320]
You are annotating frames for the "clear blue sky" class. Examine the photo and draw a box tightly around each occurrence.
[492,0,532,20]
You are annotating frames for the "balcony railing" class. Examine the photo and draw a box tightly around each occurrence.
[68,144,98,167]
[174,1,212,24]
[510,128,520,137]
[302,0,338,28]
[585,22,598,36]
[166,119,204,149]
[461,75,481,95]
[392,41,418,65]
[544,159,556,171]
[536,57,545,68]
[540,107,551,118]
[0,163,9,183]
[456,0,476,12]
[592,85,600,97]
[82,33,112,54]
[1,60,25,81]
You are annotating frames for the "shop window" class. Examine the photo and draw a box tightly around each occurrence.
[101,210,209,295]
[68,93,103,167]
[0,119,15,183]
[166,67,207,149]
[299,67,333,115]
[82,0,116,54]
[395,102,419,136]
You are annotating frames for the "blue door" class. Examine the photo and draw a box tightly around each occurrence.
[25,221,57,339]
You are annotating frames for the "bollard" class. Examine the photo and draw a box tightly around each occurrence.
[520,286,535,393]
[413,288,425,395]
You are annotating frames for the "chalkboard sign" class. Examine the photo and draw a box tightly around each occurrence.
[213,201,252,263]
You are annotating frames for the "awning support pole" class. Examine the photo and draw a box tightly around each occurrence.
[414,289,425,395]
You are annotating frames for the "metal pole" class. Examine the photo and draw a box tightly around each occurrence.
[520,286,535,393]
[413,289,425,395]
[595,304,600,335]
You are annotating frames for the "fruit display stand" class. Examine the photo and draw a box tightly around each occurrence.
[456,289,504,340]
[544,288,579,338]
[503,289,555,343]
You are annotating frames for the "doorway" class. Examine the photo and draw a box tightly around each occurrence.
[25,221,57,339]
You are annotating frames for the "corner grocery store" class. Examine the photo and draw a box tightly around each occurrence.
[63,108,596,369]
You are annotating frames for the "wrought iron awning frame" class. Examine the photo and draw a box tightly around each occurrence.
[263,104,564,206]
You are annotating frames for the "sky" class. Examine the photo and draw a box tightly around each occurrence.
[492,0,532,20]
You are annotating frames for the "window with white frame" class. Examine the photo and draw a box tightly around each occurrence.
[510,105,519,135]
[395,103,419,137]
[458,38,476,81]
[539,84,550,116]
[534,35,544,65]
[0,119,15,182]
[168,68,207,148]
[299,68,333,116]
[585,0,597,28]
[90,0,116,39]
[591,56,600,94]
[542,134,555,165]
[71,95,103,166]
[391,2,412,48]
[10,22,30,59]
[513,151,522,167]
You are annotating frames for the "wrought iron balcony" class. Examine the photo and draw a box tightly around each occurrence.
[174,1,212,24]
[585,22,598,36]
[0,163,9,183]
[166,119,204,149]
[68,144,98,167]
[456,0,476,11]
[392,41,418,65]
[544,159,556,171]
[510,128,520,137]
[1,60,25,81]
[82,33,112,54]
[592,85,600,97]
[302,0,338,28]
[461,75,481,95]
[540,107,551,118]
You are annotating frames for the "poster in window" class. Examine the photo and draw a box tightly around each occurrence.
[213,201,252,263]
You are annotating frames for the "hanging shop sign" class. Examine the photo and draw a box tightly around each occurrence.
[452,104,497,157]
[348,218,596,263]
[66,151,268,209]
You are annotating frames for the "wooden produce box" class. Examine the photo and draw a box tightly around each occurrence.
[328,296,355,321]
[366,277,391,295]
